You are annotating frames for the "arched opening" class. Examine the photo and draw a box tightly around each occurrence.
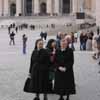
[10,3,16,16]
[40,2,47,15]
[62,0,70,14]
[25,0,32,16]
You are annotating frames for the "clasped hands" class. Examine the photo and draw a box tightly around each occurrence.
[58,66,66,72]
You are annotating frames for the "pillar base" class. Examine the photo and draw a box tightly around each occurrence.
[3,13,9,17]
[16,13,23,16]
[53,13,59,16]
[34,13,39,16]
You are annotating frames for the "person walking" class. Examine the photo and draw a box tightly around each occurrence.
[40,32,44,40]
[8,26,11,34]
[22,34,27,54]
[54,39,76,100]
[44,32,47,41]
[9,31,15,45]
[56,32,65,49]
[15,26,18,33]
[71,32,75,51]
[28,39,50,100]
[96,35,100,65]
[92,32,99,59]
[80,33,87,50]
[86,32,93,51]
[80,33,84,50]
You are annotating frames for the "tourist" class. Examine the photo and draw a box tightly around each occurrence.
[86,32,93,51]
[56,32,65,49]
[64,34,72,48]
[22,34,28,54]
[71,32,75,51]
[44,32,47,41]
[92,32,99,59]
[97,27,99,35]
[8,26,11,34]
[74,32,78,43]
[9,31,15,45]
[80,32,88,50]
[15,26,18,33]
[96,35,100,65]
[40,31,44,40]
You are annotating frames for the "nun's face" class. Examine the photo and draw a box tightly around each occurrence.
[37,40,43,49]
[51,41,56,48]
[60,39,67,49]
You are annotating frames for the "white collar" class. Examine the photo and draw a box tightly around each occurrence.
[61,48,66,51]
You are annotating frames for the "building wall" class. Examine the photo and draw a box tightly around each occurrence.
[84,0,95,17]
[0,0,3,16]
[96,0,100,26]
[85,0,92,10]
[0,0,96,17]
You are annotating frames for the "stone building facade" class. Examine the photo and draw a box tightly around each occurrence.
[0,0,95,17]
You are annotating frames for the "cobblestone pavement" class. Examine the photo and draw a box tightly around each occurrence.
[0,29,100,100]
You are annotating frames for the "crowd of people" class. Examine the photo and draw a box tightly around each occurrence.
[79,29,100,65]
[8,23,100,64]
[8,23,56,33]
[8,23,28,54]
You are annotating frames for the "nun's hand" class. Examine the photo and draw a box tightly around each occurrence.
[59,67,66,72]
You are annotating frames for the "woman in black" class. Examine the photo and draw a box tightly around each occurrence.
[46,39,57,92]
[29,39,50,100]
[54,39,76,100]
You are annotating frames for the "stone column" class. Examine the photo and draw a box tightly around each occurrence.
[76,0,79,12]
[92,0,95,11]
[22,0,25,16]
[4,0,9,16]
[0,0,3,16]
[91,0,96,17]
[59,0,63,14]
[34,0,40,15]
[54,0,60,15]
[79,0,84,12]
[76,0,84,12]
[16,0,22,16]
[72,0,77,13]
[70,0,73,14]
[96,0,100,26]
[47,0,52,15]
[32,0,34,15]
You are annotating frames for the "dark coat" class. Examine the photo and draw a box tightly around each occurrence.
[46,48,56,92]
[29,49,50,93]
[46,48,56,72]
[54,48,76,95]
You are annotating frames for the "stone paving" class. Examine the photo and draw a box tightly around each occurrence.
[0,29,100,100]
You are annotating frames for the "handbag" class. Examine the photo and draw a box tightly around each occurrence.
[24,63,37,93]
[23,77,31,93]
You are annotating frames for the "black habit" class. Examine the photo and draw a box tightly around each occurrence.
[54,47,76,95]
[29,48,50,93]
